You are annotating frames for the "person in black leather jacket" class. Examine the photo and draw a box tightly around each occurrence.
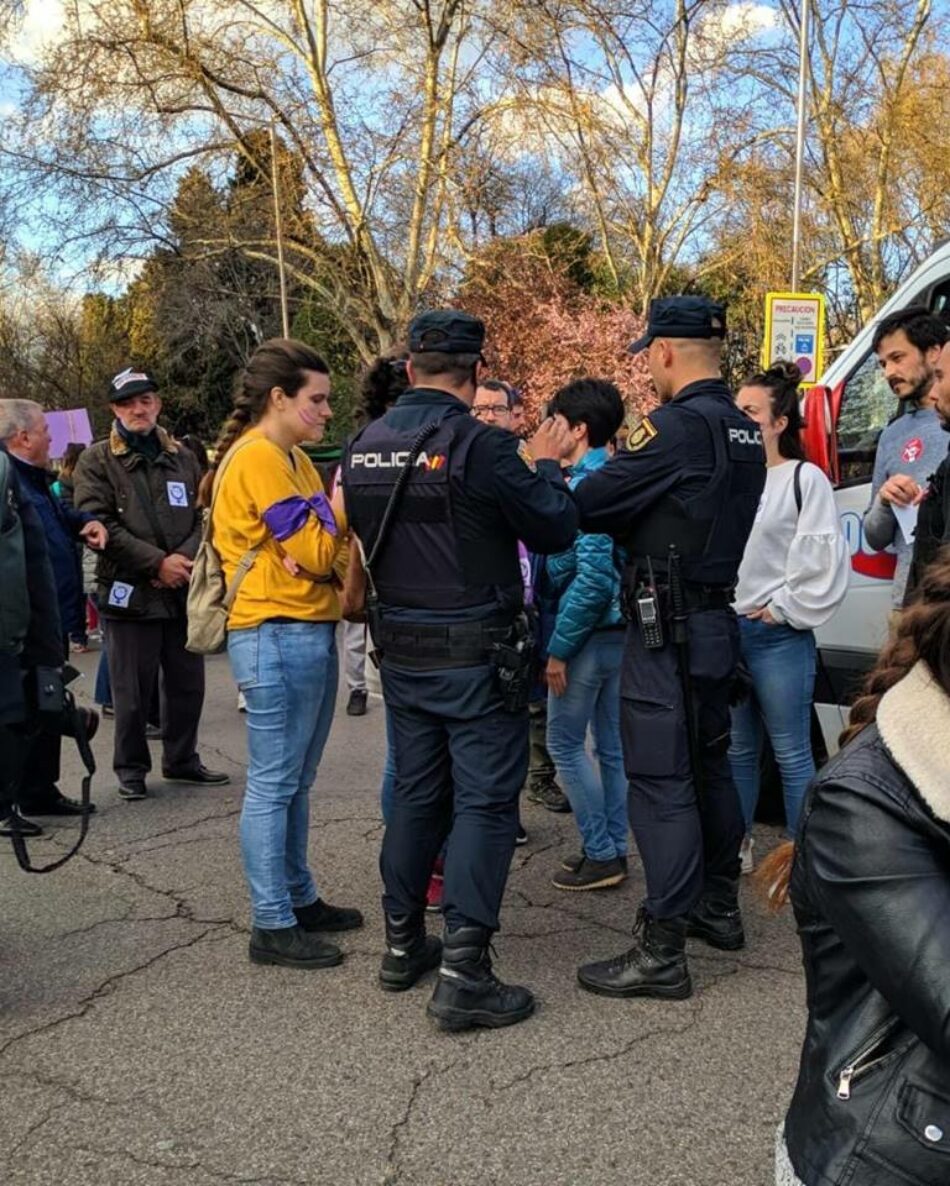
[768,549,950,1186]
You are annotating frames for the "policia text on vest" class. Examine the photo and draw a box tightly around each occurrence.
[342,309,578,1032]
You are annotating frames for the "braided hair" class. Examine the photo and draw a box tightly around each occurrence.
[757,547,950,909]
[199,338,329,505]
[741,361,805,460]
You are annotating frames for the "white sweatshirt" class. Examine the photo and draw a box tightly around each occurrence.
[735,460,849,631]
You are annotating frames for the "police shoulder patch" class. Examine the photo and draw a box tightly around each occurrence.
[626,417,658,452]
[517,440,537,472]
[724,421,764,459]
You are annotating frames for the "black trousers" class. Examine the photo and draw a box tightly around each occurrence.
[380,661,529,932]
[18,637,68,807]
[106,617,205,784]
[620,610,744,919]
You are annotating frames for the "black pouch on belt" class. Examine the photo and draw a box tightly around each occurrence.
[490,615,536,713]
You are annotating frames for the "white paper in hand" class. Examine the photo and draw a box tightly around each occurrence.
[892,502,919,545]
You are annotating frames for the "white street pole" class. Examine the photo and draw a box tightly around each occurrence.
[270,121,290,338]
[790,0,810,292]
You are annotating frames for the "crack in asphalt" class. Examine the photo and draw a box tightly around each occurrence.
[0,924,227,1063]
[4,1104,58,1159]
[119,806,243,853]
[510,835,567,873]
[490,1011,703,1093]
[56,906,181,939]
[66,1143,313,1185]
[382,1056,464,1186]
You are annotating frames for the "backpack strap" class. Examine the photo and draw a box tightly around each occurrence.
[793,461,804,517]
[203,437,261,586]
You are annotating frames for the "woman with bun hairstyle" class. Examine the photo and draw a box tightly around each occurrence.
[762,553,950,1186]
[204,339,360,971]
[730,362,848,868]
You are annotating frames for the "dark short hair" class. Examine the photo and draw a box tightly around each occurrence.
[547,378,625,449]
[478,379,518,409]
[872,305,949,355]
[409,350,481,384]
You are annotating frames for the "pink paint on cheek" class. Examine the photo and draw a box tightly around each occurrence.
[298,405,320,428]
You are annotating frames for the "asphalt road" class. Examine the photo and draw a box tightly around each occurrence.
[1,643,804,1186]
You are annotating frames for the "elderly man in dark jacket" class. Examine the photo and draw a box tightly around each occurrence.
[74,369,227,801]
[0,442,100,837]
[0,400,107,816]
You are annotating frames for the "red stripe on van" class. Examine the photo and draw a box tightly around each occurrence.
[851,551,897,580]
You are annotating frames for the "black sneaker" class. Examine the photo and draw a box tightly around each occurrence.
[552,856,627,892]
[562,851,629,874]
[118,781,148,801]
[526,779,572,813]
[515,824,528,847]
[293,898,364,933]
[0,807,44,838]
[346,689,368,717]
[249,925,343,969]
[145,724,163,741]
[162,764,230,786]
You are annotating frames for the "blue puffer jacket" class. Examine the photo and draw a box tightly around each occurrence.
[546,447,623,661]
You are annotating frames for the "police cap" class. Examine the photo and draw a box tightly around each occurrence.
[628,296,727,355]
[108,367,160,403]
[408,310,485,355]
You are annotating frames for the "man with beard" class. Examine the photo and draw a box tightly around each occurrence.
[865,306,948,606]
[905,332,950,598]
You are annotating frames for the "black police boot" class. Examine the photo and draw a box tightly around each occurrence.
[686,876,745,951]
[426,925,535,1031]
[379,912,442,992]
[577,908,692,1000]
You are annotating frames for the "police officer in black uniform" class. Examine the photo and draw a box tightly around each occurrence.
[572,296,766,1001]
[342,310,577,1031]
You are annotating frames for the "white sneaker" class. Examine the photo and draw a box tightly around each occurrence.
[740,833,755,876]
[237,690,247,714]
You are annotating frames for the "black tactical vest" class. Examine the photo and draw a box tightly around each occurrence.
[343,409,521,612]
[623,396,765,586]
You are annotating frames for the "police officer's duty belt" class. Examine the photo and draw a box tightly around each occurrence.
[376,617,514,670]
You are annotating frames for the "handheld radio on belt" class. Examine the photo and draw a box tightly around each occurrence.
[634,557,664,650]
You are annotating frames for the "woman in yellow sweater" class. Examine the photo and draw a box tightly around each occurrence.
[205,339,361,971]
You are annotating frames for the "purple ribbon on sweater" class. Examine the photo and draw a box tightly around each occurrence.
[261,493,338,542]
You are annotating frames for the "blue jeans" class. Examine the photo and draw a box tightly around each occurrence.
[546,630,628,862]
[728,617,816,837]
[228,621,339,930]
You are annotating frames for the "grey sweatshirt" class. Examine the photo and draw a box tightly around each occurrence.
[865,405,949,605]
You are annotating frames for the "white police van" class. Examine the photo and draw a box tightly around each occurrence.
[800,244,950,752]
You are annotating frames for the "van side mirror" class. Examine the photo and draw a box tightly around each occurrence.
[800,385,839,484]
